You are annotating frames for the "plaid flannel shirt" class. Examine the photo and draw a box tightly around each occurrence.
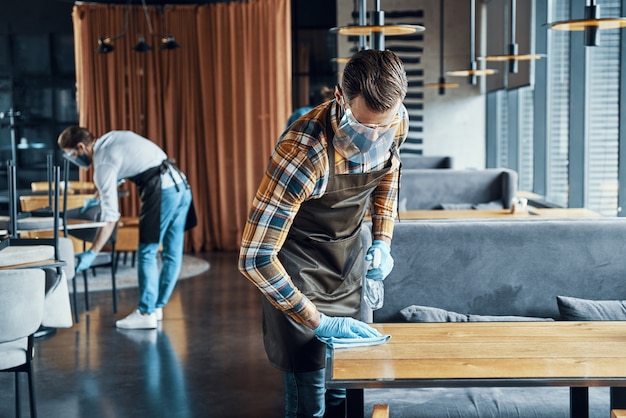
[239,100,407,324]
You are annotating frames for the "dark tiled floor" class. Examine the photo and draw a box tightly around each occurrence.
[0,251,284,418]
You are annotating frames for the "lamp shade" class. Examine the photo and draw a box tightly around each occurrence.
[330,24,424,36]
[96,38,114,54]
[133,36,152,52]
[547,1,626,46]
[550,17,626,31]
[159,35,180,50]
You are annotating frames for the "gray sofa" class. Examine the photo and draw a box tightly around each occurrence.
[360,218,626,417]
[398,168,518,211]
[400,155,453,169]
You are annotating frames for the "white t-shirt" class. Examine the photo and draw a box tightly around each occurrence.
[93,131,185,222]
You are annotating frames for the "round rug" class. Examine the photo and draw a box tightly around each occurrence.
[73,254,210,293]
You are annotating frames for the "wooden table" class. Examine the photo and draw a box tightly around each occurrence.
[397,208,603,220]
[326,322,626,418]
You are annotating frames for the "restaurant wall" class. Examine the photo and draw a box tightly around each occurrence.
[336,0,487,169]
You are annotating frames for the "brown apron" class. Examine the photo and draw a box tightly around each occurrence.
[262,114,397,372]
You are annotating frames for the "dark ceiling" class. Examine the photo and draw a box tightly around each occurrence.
[69,0,243,4]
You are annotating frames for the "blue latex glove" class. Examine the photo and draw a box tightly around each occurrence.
[365,240,394,281]
[312,313,382,339]
[75,250,97,272]
[80,198,100,214]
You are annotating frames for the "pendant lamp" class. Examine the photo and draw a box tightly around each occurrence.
[330,0,425,51]
[446,0,497,84]
[549,0,626,47]
[425,0,459,94]
[480,0,543,73]
[96,0,131,54]
[330,0,367,64]
[96,0,180,54]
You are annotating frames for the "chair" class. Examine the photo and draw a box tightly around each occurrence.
[19,193,94,213]
[400,155,453,169]
[65,204,120,317]
[0,268,46,418]
[30,180,95,194]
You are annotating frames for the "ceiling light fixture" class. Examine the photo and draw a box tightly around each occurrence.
[548,0,626,46]
[480,0,543,73]
[96,0,180,54]
[447,0,497,84]
[95,0,130,54]
[330,0,425,51]
[425,0,459,94]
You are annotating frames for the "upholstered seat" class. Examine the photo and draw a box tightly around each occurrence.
[0,244,55,267]
[0,268,46,418]
[0,216,56,233]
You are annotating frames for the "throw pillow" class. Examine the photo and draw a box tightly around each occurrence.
[473,200,504,210]
[556,295,626,320]
[399,305,553,323]
[435,203,474,210]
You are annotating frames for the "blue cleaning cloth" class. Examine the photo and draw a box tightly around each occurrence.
[316,334,391,349]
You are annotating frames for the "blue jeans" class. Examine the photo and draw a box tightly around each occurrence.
[284,367,346,418]
[137,185,192,314]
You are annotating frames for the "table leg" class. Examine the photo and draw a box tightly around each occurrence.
[611,387,626,409]
[570,387,589,418]
[346,388,364,418]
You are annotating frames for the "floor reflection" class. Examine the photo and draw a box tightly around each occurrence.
[116,328,191,418]
[0,252,284,418]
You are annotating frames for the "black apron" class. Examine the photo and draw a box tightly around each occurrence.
[262,113,397,372]
[128,159,196,244]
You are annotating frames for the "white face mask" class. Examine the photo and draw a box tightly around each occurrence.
[333,104,407,163]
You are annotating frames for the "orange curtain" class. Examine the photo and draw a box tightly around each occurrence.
[72,0,291,251]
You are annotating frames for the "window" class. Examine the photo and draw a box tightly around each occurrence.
[488,0,622,216]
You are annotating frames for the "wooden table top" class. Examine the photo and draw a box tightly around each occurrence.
[396,208,603,220]
[328,322,626,389]
[16,219,107,233]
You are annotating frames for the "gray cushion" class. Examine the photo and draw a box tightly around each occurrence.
[400,305,554,323]
[0,215,55,231]
[557,295,626,320]
[0,245,55,267]
[436,203,474,210]
[473,200,505,210]
[365,386,610,418]
[398,168,518,210]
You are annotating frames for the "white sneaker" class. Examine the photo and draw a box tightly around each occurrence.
[115,309,157,329]
[155,307,163,321]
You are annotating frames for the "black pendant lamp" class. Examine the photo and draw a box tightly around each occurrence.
[549,0,626,47]
[480,0,543,73]
[96,0,181,54]
[96,0,130,54]
[425,0,459,94]
[446,0,497,84]
[330,0,425,51]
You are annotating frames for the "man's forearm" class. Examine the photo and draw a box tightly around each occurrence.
[89,220,118,253]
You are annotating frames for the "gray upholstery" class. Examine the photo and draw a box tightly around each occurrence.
[364,387,610,418]
[0,268,46,418]
[370,218,626,323]
[398,168,518,210]
[0,269,46,348]
[0,215,56,232]
[400,155,453,169]
[0,245,55,268]
[359,218,626,417]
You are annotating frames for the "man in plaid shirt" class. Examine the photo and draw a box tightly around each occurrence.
[239,49,408,418]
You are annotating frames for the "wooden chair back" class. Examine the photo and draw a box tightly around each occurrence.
[19,193,95,212]
[30,181,95,193]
